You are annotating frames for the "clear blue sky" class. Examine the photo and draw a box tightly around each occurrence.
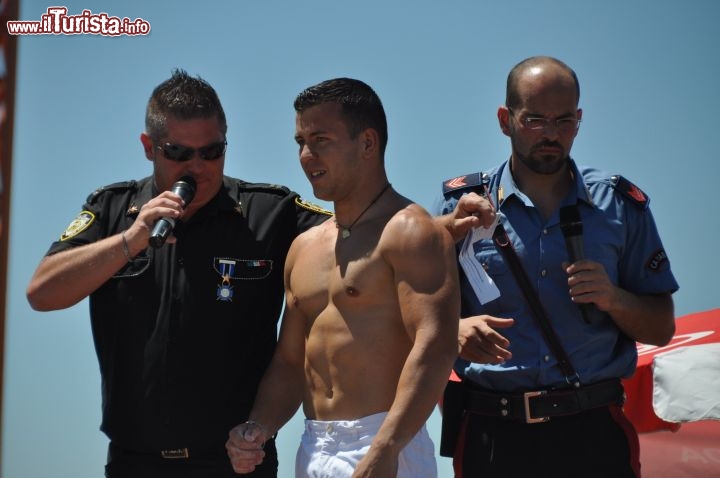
[3,1,719,477]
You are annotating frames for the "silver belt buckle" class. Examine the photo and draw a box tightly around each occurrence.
[523,390,550,424]
[161,448,189,459]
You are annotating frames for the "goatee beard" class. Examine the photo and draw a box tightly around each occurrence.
[516,142,567,175]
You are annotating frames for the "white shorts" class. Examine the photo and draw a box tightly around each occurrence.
[295,411,437,478]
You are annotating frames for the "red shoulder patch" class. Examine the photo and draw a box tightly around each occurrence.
[444,176,468,189]
[612,175,649,209]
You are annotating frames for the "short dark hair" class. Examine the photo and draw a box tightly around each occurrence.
[505,56,580,109]
[145,69,227,141]
[294,78,388,154]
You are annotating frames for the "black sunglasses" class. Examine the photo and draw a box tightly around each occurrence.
[156,140,227,162]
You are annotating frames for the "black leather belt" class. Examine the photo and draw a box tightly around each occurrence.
[465,379,625,424]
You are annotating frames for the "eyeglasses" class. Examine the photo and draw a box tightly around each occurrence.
[156,139,227,162]
[507,108,580,134]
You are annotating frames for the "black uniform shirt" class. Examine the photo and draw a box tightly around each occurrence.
[47,175,330,452]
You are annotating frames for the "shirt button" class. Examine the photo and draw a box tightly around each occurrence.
[543,228,549,235]
[544,355,550,362]
[541,269,547,277]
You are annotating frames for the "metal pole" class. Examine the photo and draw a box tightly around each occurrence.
[0,0,20,471]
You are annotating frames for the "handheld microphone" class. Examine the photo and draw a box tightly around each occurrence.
[559,205,602,325]
[149,176,197,248]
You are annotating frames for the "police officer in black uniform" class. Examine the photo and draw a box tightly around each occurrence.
[27,69,330,478]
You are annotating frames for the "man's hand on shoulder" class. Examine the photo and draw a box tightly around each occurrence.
[436,192,496,242]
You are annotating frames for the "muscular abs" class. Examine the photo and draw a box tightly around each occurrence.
[289,220,412,421]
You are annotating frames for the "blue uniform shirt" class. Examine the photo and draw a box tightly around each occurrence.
[440,160,679,392]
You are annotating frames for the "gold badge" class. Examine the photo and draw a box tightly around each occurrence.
[60,211,95,241]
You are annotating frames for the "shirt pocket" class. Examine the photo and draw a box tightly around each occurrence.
[475,243,509,278]
[466,243,520,317]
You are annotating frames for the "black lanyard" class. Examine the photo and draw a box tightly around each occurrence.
[492,223,581,388]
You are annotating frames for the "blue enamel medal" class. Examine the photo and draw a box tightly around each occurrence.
[216,259,236,302]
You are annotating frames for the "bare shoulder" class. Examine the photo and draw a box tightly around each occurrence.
[386,202,448,244]
[378,201,454,273]
[380,198,458,307]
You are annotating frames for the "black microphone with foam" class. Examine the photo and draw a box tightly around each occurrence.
[559,205,603,325]
[149,176,197,249]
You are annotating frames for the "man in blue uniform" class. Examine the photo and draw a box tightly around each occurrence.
[26,69,330,478]
[438,56,678,477]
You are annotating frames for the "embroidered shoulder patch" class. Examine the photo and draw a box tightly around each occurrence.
[295,197,332,216]
[646,249,669,271]
[60,211,95,241]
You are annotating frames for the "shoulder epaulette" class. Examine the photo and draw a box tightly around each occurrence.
[442,172,488,198]
[86,180,137,204]
[295,196,333,216]
[242,182,332,215]
[231,179,332,216]
[609,175,649,210]
[234,180,292,196]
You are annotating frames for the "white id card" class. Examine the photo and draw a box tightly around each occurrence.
[458,217,501,304]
